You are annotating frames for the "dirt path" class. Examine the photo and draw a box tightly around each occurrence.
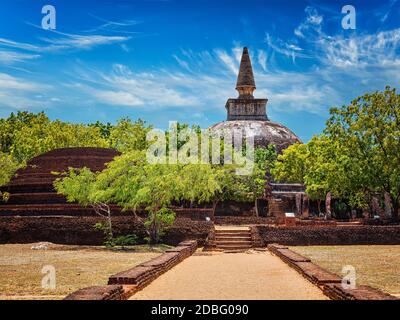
[131,250,328,300]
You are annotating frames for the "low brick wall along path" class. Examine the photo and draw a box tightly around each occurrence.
[130,251,328,300]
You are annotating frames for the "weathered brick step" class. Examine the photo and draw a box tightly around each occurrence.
[3,192,67,205]
[2,184,55,193]
[215,231,250,236]
[0,203,121,216]
[217,245,252,250]
[215,236,252,240]
[214,229,253,251]
[216,240,252,245]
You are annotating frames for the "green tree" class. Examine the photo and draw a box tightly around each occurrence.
[0,152,21,200]
[0,111,109,163]
[0,111,49,155]
[89,121,114,140]
[109,118,152,152]
[272,86,400,219]
[11,120,108,162]
[230,146,277,215]
[54,167,117,244]
[272,143,308,184]
[326,86,400,218]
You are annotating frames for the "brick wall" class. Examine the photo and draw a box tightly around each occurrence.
[254,225,400,246]
[0,216,212,246]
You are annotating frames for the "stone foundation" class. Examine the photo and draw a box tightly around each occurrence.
[254,225,400,246]
[0,216,212,246]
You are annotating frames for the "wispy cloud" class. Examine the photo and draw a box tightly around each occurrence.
[86,14,142,34]
[0,23,131,63]
[294,6,323,38]
[39,31,129,51]
[379,0,398,22]
[257,50,267,71]
[215,49,239,74]
[67,63,202,109]
[0,50,40,64]
[0,73,49,109]
[265,5,400,70]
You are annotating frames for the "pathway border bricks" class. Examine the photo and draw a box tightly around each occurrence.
[267,243,399,300]
[323,283,398,300]
[64,285,124,300]
[63,240,197,300]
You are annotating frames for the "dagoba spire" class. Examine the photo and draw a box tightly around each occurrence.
[236,47,256,99]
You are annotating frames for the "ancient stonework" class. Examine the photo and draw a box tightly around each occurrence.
[0,147,120,216]
[209,47,301,152]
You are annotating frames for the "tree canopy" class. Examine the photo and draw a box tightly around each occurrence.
[272,86,400,218]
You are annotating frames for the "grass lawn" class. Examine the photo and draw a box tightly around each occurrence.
[0,242,169,300]
[291,245,400,296]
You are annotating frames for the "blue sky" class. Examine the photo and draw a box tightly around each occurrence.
[0,0,399,142]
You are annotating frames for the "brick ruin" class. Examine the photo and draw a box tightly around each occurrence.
[0,147,120,216]
[0,147,212,245]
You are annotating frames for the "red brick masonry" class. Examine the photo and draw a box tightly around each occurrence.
[255,225,400,246]
[267,243,398,300]
[64,240,198,300]
[0,216,211,246]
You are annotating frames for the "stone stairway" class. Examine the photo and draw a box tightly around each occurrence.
[214,228,253,251]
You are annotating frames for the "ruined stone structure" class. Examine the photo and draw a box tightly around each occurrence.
[210,47,301,152]
[0,148,120,216]
[210,47,306,219]
[0,148,212,245]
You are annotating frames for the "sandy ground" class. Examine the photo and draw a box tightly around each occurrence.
[291,245,400,296]
[131,250,328,300]
[0,243,165,300]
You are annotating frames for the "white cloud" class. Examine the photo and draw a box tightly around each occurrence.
[68,63,202,110]
[0,50,40,64]
[0,73,42,91]
[86,15,141,34]
[294,6,323,39]
[265,33,310,62]
[92,90,143,107]
[0,73,48,109]
[257,50,267,71]
[0,31,130,55]
[39,32,129,51]
[216,49,239,75]
[268,6,400,71]
[321,28,400,68]
[0,38,42,52]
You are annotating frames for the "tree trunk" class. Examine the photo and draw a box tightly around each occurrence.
[392,197,399,221]
[302,195,309,218]
[325,192,332,220]
[317,200,321,216]
[254,198,259,217]
[107,210,113,239]
[384,192,392,218]
[212,200,218,218]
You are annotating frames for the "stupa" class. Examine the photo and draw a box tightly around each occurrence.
[209,47,301,152]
